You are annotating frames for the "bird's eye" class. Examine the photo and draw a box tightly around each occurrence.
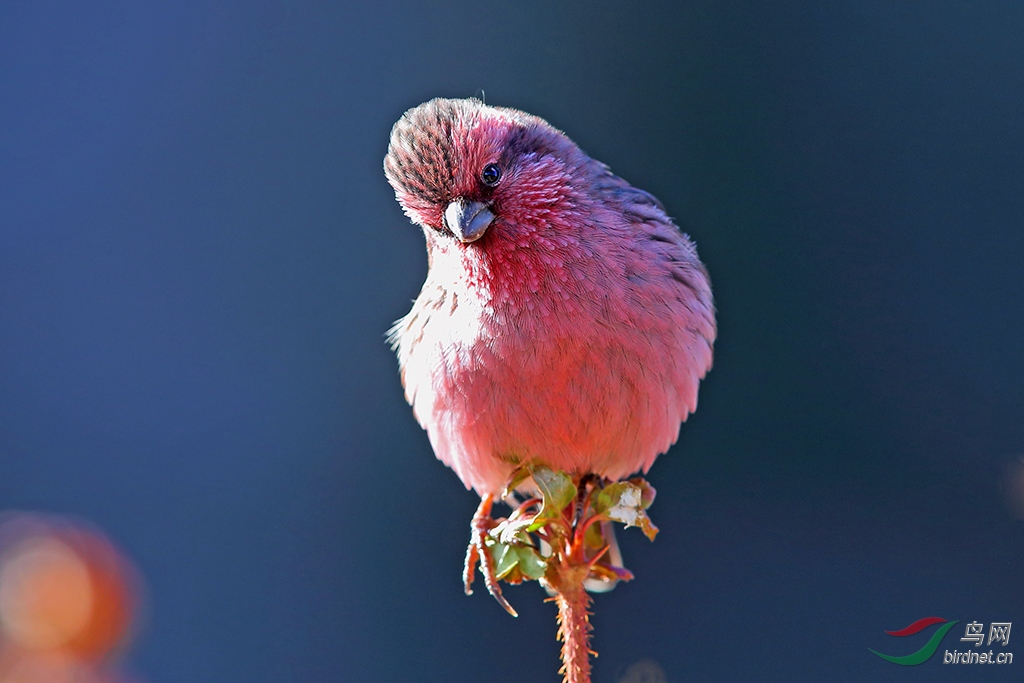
[480,163,502,186]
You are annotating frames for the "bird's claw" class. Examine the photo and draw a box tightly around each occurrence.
[463,493,518,617]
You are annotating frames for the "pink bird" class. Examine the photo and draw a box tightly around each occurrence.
[384,97,715,609]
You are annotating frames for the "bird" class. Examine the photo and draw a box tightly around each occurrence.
[383,98,715,610]
[385,97,715,492]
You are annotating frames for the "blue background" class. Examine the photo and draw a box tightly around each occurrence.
[1,1,1021,680]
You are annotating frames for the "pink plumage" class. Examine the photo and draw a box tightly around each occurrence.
[385,98,715,496]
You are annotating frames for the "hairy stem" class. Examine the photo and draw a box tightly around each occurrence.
[548,561,593,683]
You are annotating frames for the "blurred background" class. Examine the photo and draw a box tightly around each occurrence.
[1,1,1022,681]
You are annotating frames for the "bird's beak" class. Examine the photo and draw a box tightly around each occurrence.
[444,199,494,243]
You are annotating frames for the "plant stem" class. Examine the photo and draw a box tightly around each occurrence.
[547,558,593,683]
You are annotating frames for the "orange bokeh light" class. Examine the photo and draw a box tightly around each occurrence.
[0,514,141,682]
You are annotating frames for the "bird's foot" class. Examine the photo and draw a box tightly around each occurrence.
[463,493,518,617]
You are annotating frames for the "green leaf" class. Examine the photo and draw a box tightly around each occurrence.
[502,465,532,498]
[595,481,659,540]
[515,546,547,580]
[530,465,577,521]
[494,543,520,580]
[594,482,641,521]
[627,477,657,509]
[583,518,607,549]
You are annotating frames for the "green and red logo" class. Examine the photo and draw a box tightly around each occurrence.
[870,617,959,665]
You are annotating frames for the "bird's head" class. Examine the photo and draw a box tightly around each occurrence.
[384,98,587,245]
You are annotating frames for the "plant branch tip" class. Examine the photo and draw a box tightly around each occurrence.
[461,469,660,683]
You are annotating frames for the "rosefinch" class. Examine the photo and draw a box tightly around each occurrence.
[384,98,715,499]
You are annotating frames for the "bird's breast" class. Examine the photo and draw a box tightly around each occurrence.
[394,223,713,493]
